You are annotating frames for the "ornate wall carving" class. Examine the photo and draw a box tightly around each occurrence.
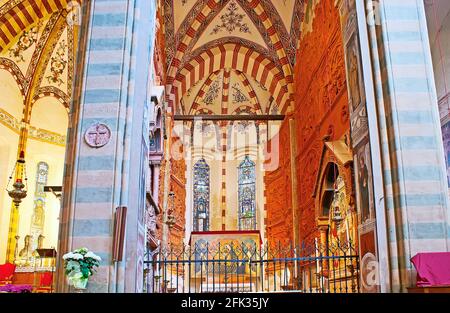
[264,117,292,245]
[294,0,349,245]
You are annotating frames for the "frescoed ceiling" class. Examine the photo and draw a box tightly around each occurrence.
[0,0,80,145]
[164,0,305,115]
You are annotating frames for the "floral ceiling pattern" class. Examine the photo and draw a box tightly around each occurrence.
[165,0,305,116]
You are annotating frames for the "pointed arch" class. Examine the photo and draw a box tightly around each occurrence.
[0,0,80,52]
[169,42,290,115]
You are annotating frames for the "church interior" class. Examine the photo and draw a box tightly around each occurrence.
[0,0,449,293]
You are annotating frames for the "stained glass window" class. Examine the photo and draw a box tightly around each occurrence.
[193,158,210,231]
[30,162,49,251]
[238,156,256,230]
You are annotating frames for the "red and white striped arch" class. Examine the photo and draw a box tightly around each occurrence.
[243,0,292,84]
[166,0,294,113]
[235,70,262,114]
[0,0,80,51]
[232,104,258,115]
[169,43,290,115]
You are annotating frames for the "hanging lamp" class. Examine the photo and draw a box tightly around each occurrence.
[6,151,28,208]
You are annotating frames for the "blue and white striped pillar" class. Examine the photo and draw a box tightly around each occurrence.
[359,0,450,292]
[57,0,157,292]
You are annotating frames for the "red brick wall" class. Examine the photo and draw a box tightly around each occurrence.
[265,0,349,246]
[168,145,186,247]
[264,118,292,246]
[294,0,349,245]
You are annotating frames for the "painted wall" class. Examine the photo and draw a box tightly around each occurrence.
[0,118,67,264]
[0,71,68,263]
[264,118,292,245]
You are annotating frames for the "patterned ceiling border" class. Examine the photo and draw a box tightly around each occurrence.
[169,42,290,115]
[23,12,60,94]
[239,0,293,87]
[32,85,70,109]
[0,57,26,95]
[66,23,74,98]
[232,104,257,115]
[24,12,68,124]
[0,108,67,146]
[253,0,293,64]
[0,0,78,52]
[33,14,67,96]
[290,0,305,57]
[179,37,283,76]
[163,0,175,67]
[0,0,23,16]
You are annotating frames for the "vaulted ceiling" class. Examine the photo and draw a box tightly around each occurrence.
[0,0,80,144]
[163,0,304,116]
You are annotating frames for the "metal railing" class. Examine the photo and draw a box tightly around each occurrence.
[143,240,359,293]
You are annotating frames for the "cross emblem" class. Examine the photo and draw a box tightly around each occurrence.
[85,123,111,148]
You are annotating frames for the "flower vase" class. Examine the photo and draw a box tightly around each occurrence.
[68,273,88,292]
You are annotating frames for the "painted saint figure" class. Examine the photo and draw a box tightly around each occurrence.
[359,155,370,222]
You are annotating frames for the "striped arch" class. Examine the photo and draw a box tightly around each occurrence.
[243,0,291,76]
[32,86,70,109]
[167,0,223,80]
[232,105,257,115]
[235,70,262,114]
[167,0,293,99]
[170,43,290,115]
[0,57,26,95]
[189,70,221,114]
[0,0,80,51]
[194,107,214,115]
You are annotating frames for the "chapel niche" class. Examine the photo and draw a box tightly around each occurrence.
[313,135,358,250]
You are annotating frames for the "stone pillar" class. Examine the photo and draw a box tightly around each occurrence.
[57,0,157,293]
[317,218,329,275]
[152,165,161,205]
[357,0,450,292]
[337,0,389,293]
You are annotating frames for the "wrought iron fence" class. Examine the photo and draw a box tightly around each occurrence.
[143,240,359,293]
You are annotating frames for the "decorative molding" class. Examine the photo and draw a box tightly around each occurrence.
[0,57,26,94]
[46,39,68,86]
[32,86,70,109]
[0,108,66,146]
[231,82,248,103]
[211,1,250,35]
[84,123,112,148]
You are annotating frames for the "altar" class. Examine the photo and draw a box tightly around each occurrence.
[187,231,262,292]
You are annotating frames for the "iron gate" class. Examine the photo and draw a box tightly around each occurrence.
[143,240,359,293]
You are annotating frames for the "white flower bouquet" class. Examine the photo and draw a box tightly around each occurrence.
[62,248,101,290]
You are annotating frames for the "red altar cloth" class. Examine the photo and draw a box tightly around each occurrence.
[411,252,450,287]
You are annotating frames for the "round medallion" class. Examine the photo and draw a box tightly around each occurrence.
[84,123,111,148]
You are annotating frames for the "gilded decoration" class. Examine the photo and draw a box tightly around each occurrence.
[0,108,66,146]
[8,23,41,63]
[46,40,68,86]
[211,1,251,35]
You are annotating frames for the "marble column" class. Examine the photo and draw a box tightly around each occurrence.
[57,0,157,292]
